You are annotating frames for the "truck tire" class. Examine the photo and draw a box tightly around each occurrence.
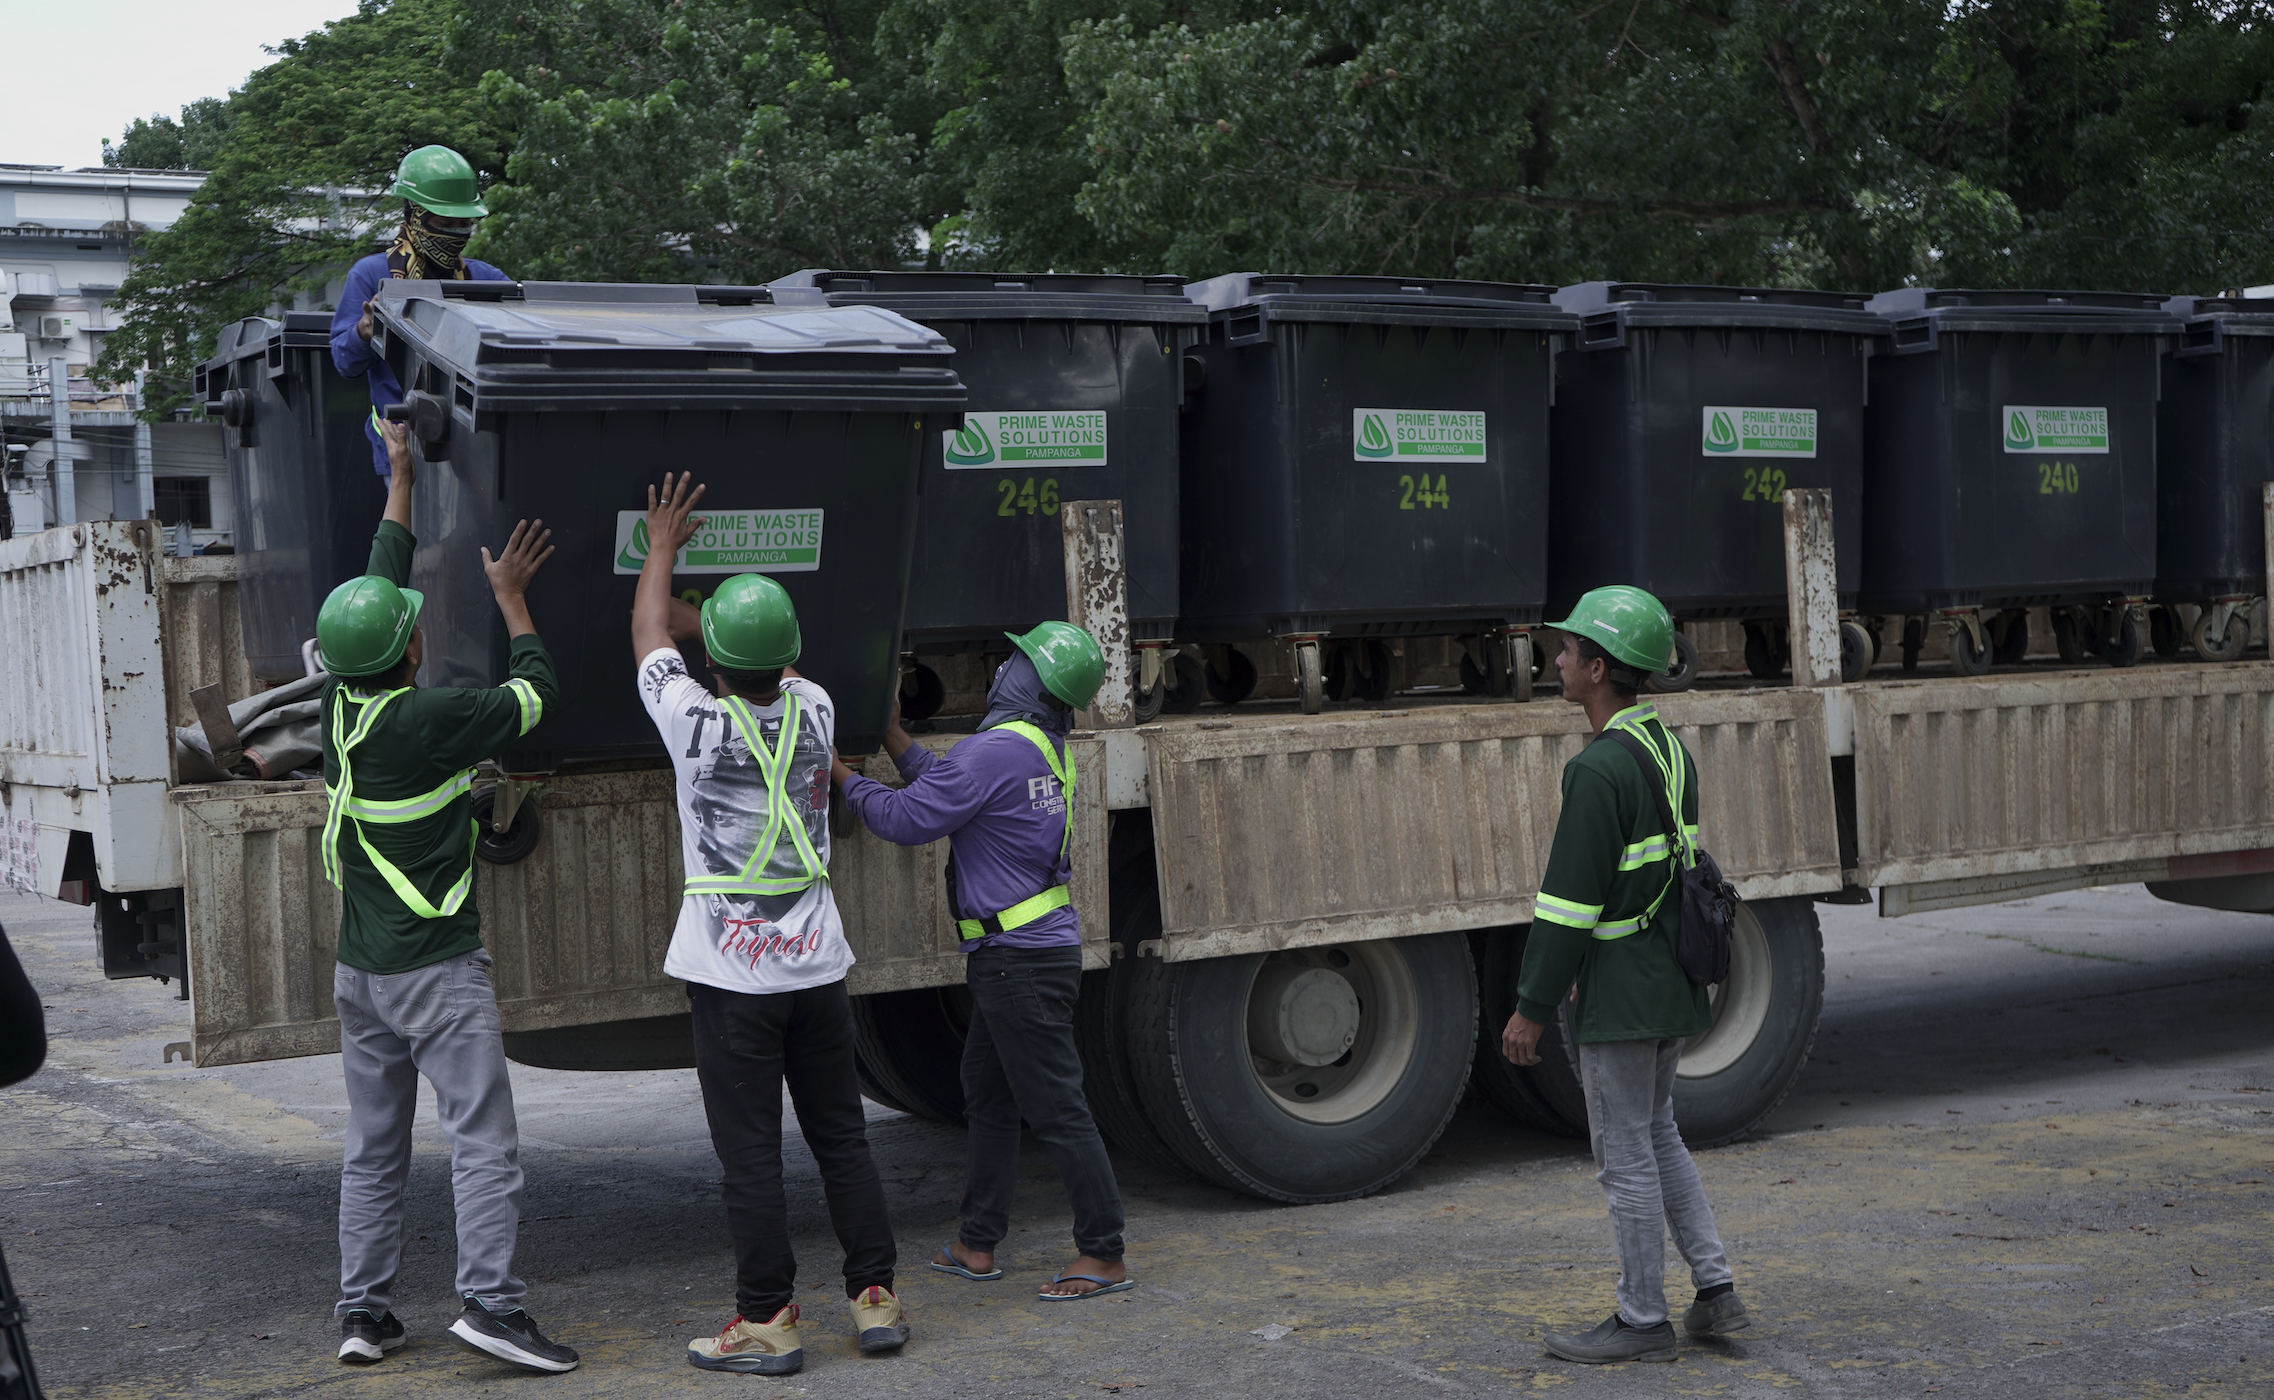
[848,986,972,1123]
[1467,926,1584,1136]
[1472,899,1824,1149]
[1124,932,1477,1202]
[1074,862,1197,1178]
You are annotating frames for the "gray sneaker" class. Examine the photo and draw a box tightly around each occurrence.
[1682,1291,1751,1337]
[1542,1313,1679,1364]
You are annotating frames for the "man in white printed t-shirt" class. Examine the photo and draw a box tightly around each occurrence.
[630,473,905,1378]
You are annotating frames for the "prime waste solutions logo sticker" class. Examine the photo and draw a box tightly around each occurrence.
[612,509,825,575]
[2002,405,2109,454]
[1351,408,1487,462]
[941,411,1107,468]
[1701,406,1817,458]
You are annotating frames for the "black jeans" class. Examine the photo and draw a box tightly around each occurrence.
[689,978,896,1318]
[959,943,1125,1261]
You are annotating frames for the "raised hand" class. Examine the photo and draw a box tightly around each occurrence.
[646,472,708,560]
[483,518,556,598]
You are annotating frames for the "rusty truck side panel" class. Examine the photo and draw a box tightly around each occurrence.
[176,737,1108,1067]
[1143,690,1844,962]
[1854,665,2274,888]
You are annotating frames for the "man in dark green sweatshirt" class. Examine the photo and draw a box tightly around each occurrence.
[1502,586,1749,1364]
[318,419,578,1374]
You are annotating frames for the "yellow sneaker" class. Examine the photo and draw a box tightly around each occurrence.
[852,1286,909,1353]
[687,1306,802,1375]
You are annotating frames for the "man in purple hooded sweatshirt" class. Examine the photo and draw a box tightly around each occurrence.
[830,624,1132,1302]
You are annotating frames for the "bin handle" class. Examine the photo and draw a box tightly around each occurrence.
[2174,319,2224,358]
[1887,317,1938,354]
[1577,311,1625,350]
[1223,308,1267,346]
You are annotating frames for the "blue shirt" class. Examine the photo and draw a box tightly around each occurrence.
[840,729,1081,950]
[329,251,508,475]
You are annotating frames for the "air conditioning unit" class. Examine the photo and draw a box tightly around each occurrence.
[39,315,71,339]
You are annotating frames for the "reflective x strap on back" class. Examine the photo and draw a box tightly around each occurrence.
[682,694,827,898]
[1590,712,1692,942]
[323,686,476,919]
[954,721,1076,942]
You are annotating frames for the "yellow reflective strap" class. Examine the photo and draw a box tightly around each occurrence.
[505,677,542,736]
[1533,892,1603,930]
[956,882,1073,941]
[684,694,827,898]
[988,720,1076,863]
[323,684,477,918]
[1591,874,1676,941]
[1616,836,1672,871]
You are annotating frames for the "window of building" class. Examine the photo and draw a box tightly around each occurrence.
[153,475,211,528]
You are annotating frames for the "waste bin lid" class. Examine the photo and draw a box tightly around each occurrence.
[1866,287,2179,333]
[771,269,1208,324]
[1185,272,1574,330]
[2166,293,2274,328]
[1555,281,1884,336]
[373,280,964,414]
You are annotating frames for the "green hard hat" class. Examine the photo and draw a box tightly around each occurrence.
[390,145,488,219]
[1551,585,1676,674]
[1007,621,1107,710]
[317,575,424,678]
[702,574,801,670]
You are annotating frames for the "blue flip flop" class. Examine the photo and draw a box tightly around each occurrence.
[1039,1273,1136,1301]
[929,1245,1002,1282]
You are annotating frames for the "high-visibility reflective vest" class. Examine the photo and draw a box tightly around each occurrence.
[323,685,476,918]
[681,693,828,899]
[954,720,1074,941]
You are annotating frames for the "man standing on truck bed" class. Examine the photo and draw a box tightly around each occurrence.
[317,420,577,1372]
[832,623,1134,1302]
[631,473,906,1376]
[1501,586,1749,1364]
[329,145,509,477]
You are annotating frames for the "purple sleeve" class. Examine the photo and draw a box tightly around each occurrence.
[893,744,938,781]
[330,257,385,379]
[841,754,984,846]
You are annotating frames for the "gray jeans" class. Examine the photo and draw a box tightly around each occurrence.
[1575,1037,1733,1326]
[334,948,525,1318]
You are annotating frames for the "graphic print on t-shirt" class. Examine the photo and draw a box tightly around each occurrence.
[638,650,852,993]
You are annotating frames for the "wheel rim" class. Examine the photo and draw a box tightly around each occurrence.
[1677,904,1773,1079]
[1243,942,1418,1124]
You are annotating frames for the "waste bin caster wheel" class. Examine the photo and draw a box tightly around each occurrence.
[1742,621,1785,680]
[1644,632,1700,693]
[1946,617,1993,676]
[2102,608,2145,668]
[1509,633,1534,703]
[1295,641,1325,715]
[2190,607,2253,662]
[1837,620,1875,684]
[2149,606,2184,660]
[471,786,542,865]
[1900,616,1924,673]
[1991,608,2031,665]
[1205,647,1259,704]
[1161,652,1207,714]
[898,661,945,723]
[2050,607,2087,664]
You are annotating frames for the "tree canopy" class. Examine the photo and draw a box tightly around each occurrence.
[100,0,2274,408]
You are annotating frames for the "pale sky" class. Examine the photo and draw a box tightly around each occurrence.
[11,0,367,170]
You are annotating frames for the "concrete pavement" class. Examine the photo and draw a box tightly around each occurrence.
[2,884,2271,1398]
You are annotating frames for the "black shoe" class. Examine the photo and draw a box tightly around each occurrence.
[1542,1312,1679,1364]
[448,1295,580,1373]
[337,1309,405,1363]
[1682,1290,1751,1336]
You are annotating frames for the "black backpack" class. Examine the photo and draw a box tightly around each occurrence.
[1602,728,1740,987]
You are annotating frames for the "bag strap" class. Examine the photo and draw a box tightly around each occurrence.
[1603,727,1688,871]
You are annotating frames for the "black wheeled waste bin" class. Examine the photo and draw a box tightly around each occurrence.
[1860,288,2177,674]
[1177,274,1574,714]
[196,312,389,682]
[1548,283,1886,690]
[369,279,962,768]
[766,271,1206,720]
[2155,293,2274,663]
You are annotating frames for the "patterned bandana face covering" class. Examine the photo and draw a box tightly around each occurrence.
[387,205,474,280]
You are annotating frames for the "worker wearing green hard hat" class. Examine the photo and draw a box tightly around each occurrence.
[834,618,1132,1302]
[320,421,582,1373]
[1502,583,1746,1363]
[628,475,909,1373]
[331,144,511,478]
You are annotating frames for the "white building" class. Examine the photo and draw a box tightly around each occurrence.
[1,164,232,549]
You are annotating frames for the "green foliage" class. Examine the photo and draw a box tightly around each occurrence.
[95,0,501,412]
[102,98,237,172]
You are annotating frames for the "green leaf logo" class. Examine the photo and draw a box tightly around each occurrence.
[1705,410,1738,453]
[945,419,996,466]
[1356,411,1394,458]
[2005,409,2036,452]
[616,518,650,571]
